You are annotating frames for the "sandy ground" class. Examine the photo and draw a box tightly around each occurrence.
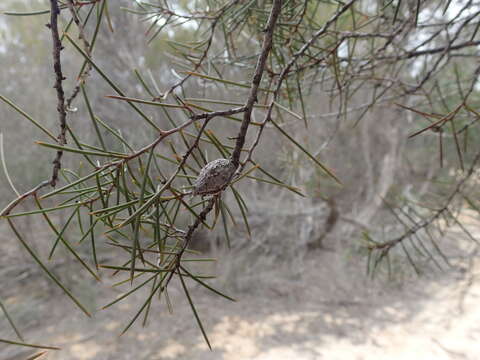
[1,214,480,360]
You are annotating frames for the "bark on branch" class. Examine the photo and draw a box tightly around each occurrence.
[49,0,68,187]
[231,0,283,168]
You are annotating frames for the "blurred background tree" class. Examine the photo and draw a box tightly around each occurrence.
[1,0,480,357]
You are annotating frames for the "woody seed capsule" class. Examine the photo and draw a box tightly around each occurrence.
[193,158,236,196]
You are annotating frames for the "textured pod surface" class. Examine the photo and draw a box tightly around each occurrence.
[193,158,236,196]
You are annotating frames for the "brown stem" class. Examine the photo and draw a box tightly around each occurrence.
[231,0,283,168]
[49,0,68,187]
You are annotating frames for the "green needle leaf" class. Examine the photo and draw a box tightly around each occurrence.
[270,118,341,184]
[178,271,212,350]
[7,219,91,317]
[0,338,60,351]
[0,95,57,141]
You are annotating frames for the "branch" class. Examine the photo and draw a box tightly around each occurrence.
[48,0,68,187]
[0,2,108,217]
[231,0,283,167]
[153,0,285,292]
[369,150,480,252]
[241,0,357,170]
[0,181,50,217]
[65,0,93,109]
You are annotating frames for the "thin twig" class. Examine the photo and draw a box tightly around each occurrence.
[65,0,93,109]
[48,0,68,187]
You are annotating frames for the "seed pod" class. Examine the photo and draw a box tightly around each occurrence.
[193,158,236,196]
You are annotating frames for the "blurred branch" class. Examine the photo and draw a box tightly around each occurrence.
[162,0,242,98]
[368,150,480,253]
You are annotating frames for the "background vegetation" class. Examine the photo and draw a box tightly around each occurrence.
[1,0,480,358]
